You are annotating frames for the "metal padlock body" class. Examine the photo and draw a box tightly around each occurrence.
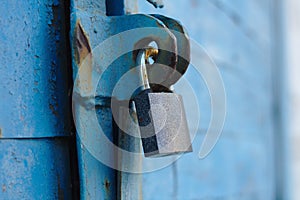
[134,89,192,157]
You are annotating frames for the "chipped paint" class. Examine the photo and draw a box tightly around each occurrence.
[74,21,91,66]
[73,21,93,95]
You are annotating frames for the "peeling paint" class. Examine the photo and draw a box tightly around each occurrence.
[74,21,91,66]
[73,21,93,96]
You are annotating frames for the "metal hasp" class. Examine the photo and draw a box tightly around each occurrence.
[0,1,72,199]
[71,0,190,199]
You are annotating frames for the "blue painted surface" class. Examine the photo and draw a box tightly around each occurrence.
[0,0,73,199]
[76,135,117,199]
[140,0,276,199]
[0,139,72,199]
[70,1,116,199]
[0,0,71,138]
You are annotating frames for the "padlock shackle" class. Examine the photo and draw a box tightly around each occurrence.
[137,49,151,91]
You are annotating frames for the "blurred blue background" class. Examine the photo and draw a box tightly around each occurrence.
[135,0,299,199]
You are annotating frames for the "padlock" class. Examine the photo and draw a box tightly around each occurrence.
[132,48,192,157]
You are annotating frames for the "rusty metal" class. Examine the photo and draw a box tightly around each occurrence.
[145,47,159,60]
[150,14,191,88]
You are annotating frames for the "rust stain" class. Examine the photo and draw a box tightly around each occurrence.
[49,104,58,116]
[104,179,110,190]
[145,47,158,61]
[74,21,91,66]
[103,178,111,199]
[73,21,93,94]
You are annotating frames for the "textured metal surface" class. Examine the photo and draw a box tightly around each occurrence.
[71,0,106,15]
[71,2,116,199]
[116,102,143,200]
[0,0,71,138]
[0,0,73,199]
[134,91,192,157]
[0,139,72,200]
[76,132,117,200]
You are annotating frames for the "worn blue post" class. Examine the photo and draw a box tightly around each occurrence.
[70,1,118,199]
[0,0,73,199]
